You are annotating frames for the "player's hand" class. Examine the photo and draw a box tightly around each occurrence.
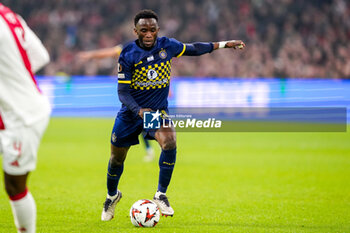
[225,40,245,49]
[138,108,153,119]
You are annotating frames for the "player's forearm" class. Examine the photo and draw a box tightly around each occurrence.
[90,46,123,59]
[212,40,245,50]
[79,45,123,60]
[118,84,141,115]
[183,42,214,56]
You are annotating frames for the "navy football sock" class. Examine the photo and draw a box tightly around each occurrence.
[157,148,176,193]
[107,160,124,196]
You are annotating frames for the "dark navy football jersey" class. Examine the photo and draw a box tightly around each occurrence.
[117,37,186,119]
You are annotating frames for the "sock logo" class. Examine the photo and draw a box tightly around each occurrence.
[162,162,175,166]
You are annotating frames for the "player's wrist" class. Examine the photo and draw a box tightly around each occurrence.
[218,41,230,49]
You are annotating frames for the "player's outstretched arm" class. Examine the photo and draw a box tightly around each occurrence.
[213,40,245,50]
[183,40,245,56]
[77,45,123,61]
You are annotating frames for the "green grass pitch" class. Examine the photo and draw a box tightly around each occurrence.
[1,118,349,232]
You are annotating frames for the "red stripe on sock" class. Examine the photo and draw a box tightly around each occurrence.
[9,187,28,201]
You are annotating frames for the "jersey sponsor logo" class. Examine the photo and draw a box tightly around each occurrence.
[118,73,125,79]
[132,60,171,90]
[147,69,158,80]
[134,78,168,88]
[159,49,167,59]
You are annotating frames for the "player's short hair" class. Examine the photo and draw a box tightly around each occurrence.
[134,9,158,26]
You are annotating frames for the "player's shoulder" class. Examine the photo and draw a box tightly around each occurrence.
[119,41,138,62]
[120,41,136,54]
[158,36,182,46]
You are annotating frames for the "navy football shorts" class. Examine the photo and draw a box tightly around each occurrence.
[110,116,157,147]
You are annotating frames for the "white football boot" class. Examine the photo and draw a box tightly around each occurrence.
[101,190,122,221]
[153,191,174,217]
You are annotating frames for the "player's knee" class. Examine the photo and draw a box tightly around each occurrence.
[110,154,124,167]
[110,146,129,167]
[4,179,23,197]
[161,137,176,150]
[110,151,128,167]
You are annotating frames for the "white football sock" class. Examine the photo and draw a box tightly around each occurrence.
[155,191,166,198]
[107,192,119,200]
[10,191,36,233]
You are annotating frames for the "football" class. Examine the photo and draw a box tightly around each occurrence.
[130,199,160,227]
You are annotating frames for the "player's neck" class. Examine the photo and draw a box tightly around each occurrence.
[136,39,157,50]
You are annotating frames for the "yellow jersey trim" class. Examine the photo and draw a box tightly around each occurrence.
[118,80,131,84]
[176,44,186,58]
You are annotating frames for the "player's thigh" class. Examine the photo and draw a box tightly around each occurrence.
[111,117,143,147]
[3,172,28,196]
[1,116,49,175]
[154,125,176,150]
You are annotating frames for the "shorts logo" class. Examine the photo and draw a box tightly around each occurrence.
[10,142,22,167]
[10,160,20,167]
[112,132,117,143]
[159,49,167,59]
[147,69,158,80]
[143,110,161,129]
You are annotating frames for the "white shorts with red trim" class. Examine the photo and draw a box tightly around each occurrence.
[0,116,49,175]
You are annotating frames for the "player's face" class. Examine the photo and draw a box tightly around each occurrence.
[134,18,159,48]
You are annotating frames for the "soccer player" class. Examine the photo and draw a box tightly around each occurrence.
[0,4,50,233]
[101,9,245,220]
[77,46,156,162]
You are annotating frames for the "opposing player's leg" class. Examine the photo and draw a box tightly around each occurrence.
[101,116,142,221]
[152,125,176,216]
[101,145,128,221]
[1,117,49,233]
[5,173,36,233]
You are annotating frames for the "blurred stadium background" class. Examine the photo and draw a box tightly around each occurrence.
[4,0,350,78]
[1,0,350,232]
[3,0,350,119]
